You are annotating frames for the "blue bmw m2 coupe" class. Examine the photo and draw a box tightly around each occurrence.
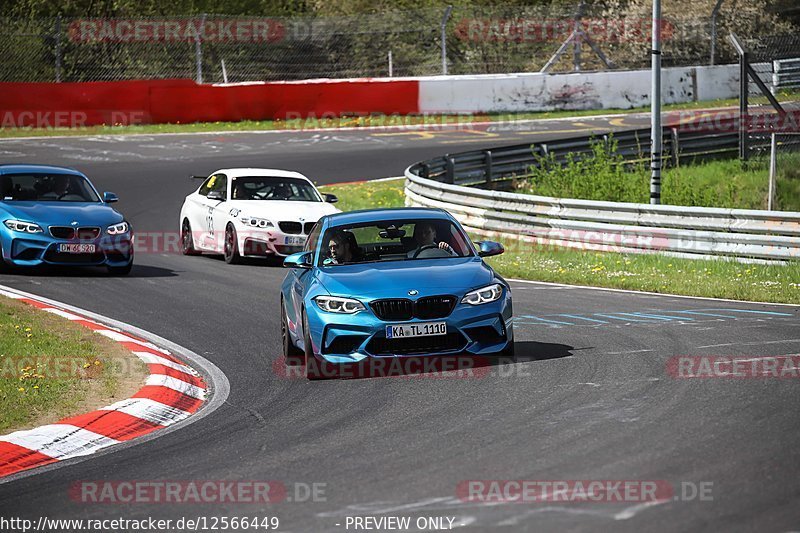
[281,207,513,379]
[0,164,133,275]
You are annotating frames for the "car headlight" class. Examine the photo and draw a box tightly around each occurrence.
[240,215,274,228]
[461,283,504,305]
[107,221,129,235]
[314,296,365,314]
[4,220,43,234]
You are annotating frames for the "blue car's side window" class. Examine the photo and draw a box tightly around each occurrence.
[304,221,322,263]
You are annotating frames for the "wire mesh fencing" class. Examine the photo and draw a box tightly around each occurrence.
[0,3,797,83]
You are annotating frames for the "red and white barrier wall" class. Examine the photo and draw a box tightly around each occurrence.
[0,65,738,127]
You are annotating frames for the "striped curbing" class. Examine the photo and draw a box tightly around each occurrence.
[0,287,208,478]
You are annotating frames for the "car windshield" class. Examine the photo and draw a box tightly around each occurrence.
[319,219,474,266]
[0,173,101,202]
[230,176,321,202]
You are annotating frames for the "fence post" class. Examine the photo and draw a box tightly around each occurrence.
[441,6,452,75]
[671,127,680,167]
[54,14,62,82]
[485,150,493,185]
[195,14,207,84]
[768,133,776,211]
[709,0,724,65]
[445,156,455,184]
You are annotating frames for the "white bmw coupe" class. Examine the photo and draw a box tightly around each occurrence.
[179,168,340,264]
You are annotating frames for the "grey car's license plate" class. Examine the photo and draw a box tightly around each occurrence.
[386,321,446,339]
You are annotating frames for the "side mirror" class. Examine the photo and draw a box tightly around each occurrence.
[476,241,504,258]
[324,193,338,204]
[103,192,119,203]
[283,251,313,269]
[207,190,225,201]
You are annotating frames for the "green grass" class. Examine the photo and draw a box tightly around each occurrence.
[485,241,800,304]
[322,178,407,212]
[318,179,800,304]
[518,138,800,211]
[0,97,740,138]
[0,297,146,432]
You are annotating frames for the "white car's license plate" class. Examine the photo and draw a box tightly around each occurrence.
[58,243,96,254]
[386,321,447,339]
[285,235,305,246]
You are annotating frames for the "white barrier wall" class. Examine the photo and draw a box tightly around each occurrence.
[417,65,738,114]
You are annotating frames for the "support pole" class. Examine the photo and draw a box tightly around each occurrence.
[768,133,777,210]
[650,0,662,205]
[441,6,452,75]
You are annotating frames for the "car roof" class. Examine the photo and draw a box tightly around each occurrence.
[0,164,84,176]
[215,168,312,182]
[325,207,453,227]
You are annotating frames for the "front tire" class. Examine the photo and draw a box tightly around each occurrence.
[0,242,11,274]
[282,299,304,365]
[181,219,201,256]
[224,224,241,264]
[107,261,133,276]
[303,309,325,380]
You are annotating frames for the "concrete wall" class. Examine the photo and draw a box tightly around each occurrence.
[418,65,738,114]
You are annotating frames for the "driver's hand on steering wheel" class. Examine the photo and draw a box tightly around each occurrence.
[438,242,454,253]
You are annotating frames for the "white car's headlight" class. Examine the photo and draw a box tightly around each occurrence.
[315,296,365,314]
[240,216,274,228]
[461,283,504,305]
[107,221,129,235]
[4,220,43,234]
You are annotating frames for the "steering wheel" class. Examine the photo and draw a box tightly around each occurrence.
[57,193,69,200]
[412,244,440,258]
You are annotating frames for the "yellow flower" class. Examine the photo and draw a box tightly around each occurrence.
[94,360,101,366]
[18,387,24,392]
[83,363,91,369]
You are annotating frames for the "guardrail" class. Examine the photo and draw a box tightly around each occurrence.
[774,58,800,90]
[405,124,800,263]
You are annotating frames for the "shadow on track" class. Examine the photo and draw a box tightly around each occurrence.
[0,264,177,278]
[277,341,575,381]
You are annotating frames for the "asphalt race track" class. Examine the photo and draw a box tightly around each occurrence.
[0,113,798,531]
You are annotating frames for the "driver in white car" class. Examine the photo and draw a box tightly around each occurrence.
[407,221,454,258]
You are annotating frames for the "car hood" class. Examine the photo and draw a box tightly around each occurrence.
[228,200,339,221]
[315,257,496,298]
[0,202,124,227]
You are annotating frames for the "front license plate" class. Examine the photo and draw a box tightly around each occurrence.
[58,243,96,254]
[386,321,447,339]
[285,235,305,246]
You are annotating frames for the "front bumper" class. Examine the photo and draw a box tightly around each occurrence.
[304,294,513,364]
[2,233,133,268]
[236,226,307,258]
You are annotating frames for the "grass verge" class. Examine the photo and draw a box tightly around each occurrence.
[519,138,800,211]
[0,97,739,138]
[0,296,148,433]
[318,178,800,304]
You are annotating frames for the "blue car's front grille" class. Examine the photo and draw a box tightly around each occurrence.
[366,331,467,356]
[48,226,100,240]
[370,296,456,321]
[49,226,75,239]
[43,249,105,264]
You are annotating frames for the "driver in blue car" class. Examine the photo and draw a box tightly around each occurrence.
[324,231,354,265]
[407,221,454,258]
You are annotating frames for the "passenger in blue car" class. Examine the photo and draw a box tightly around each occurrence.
[407,221,454,258]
